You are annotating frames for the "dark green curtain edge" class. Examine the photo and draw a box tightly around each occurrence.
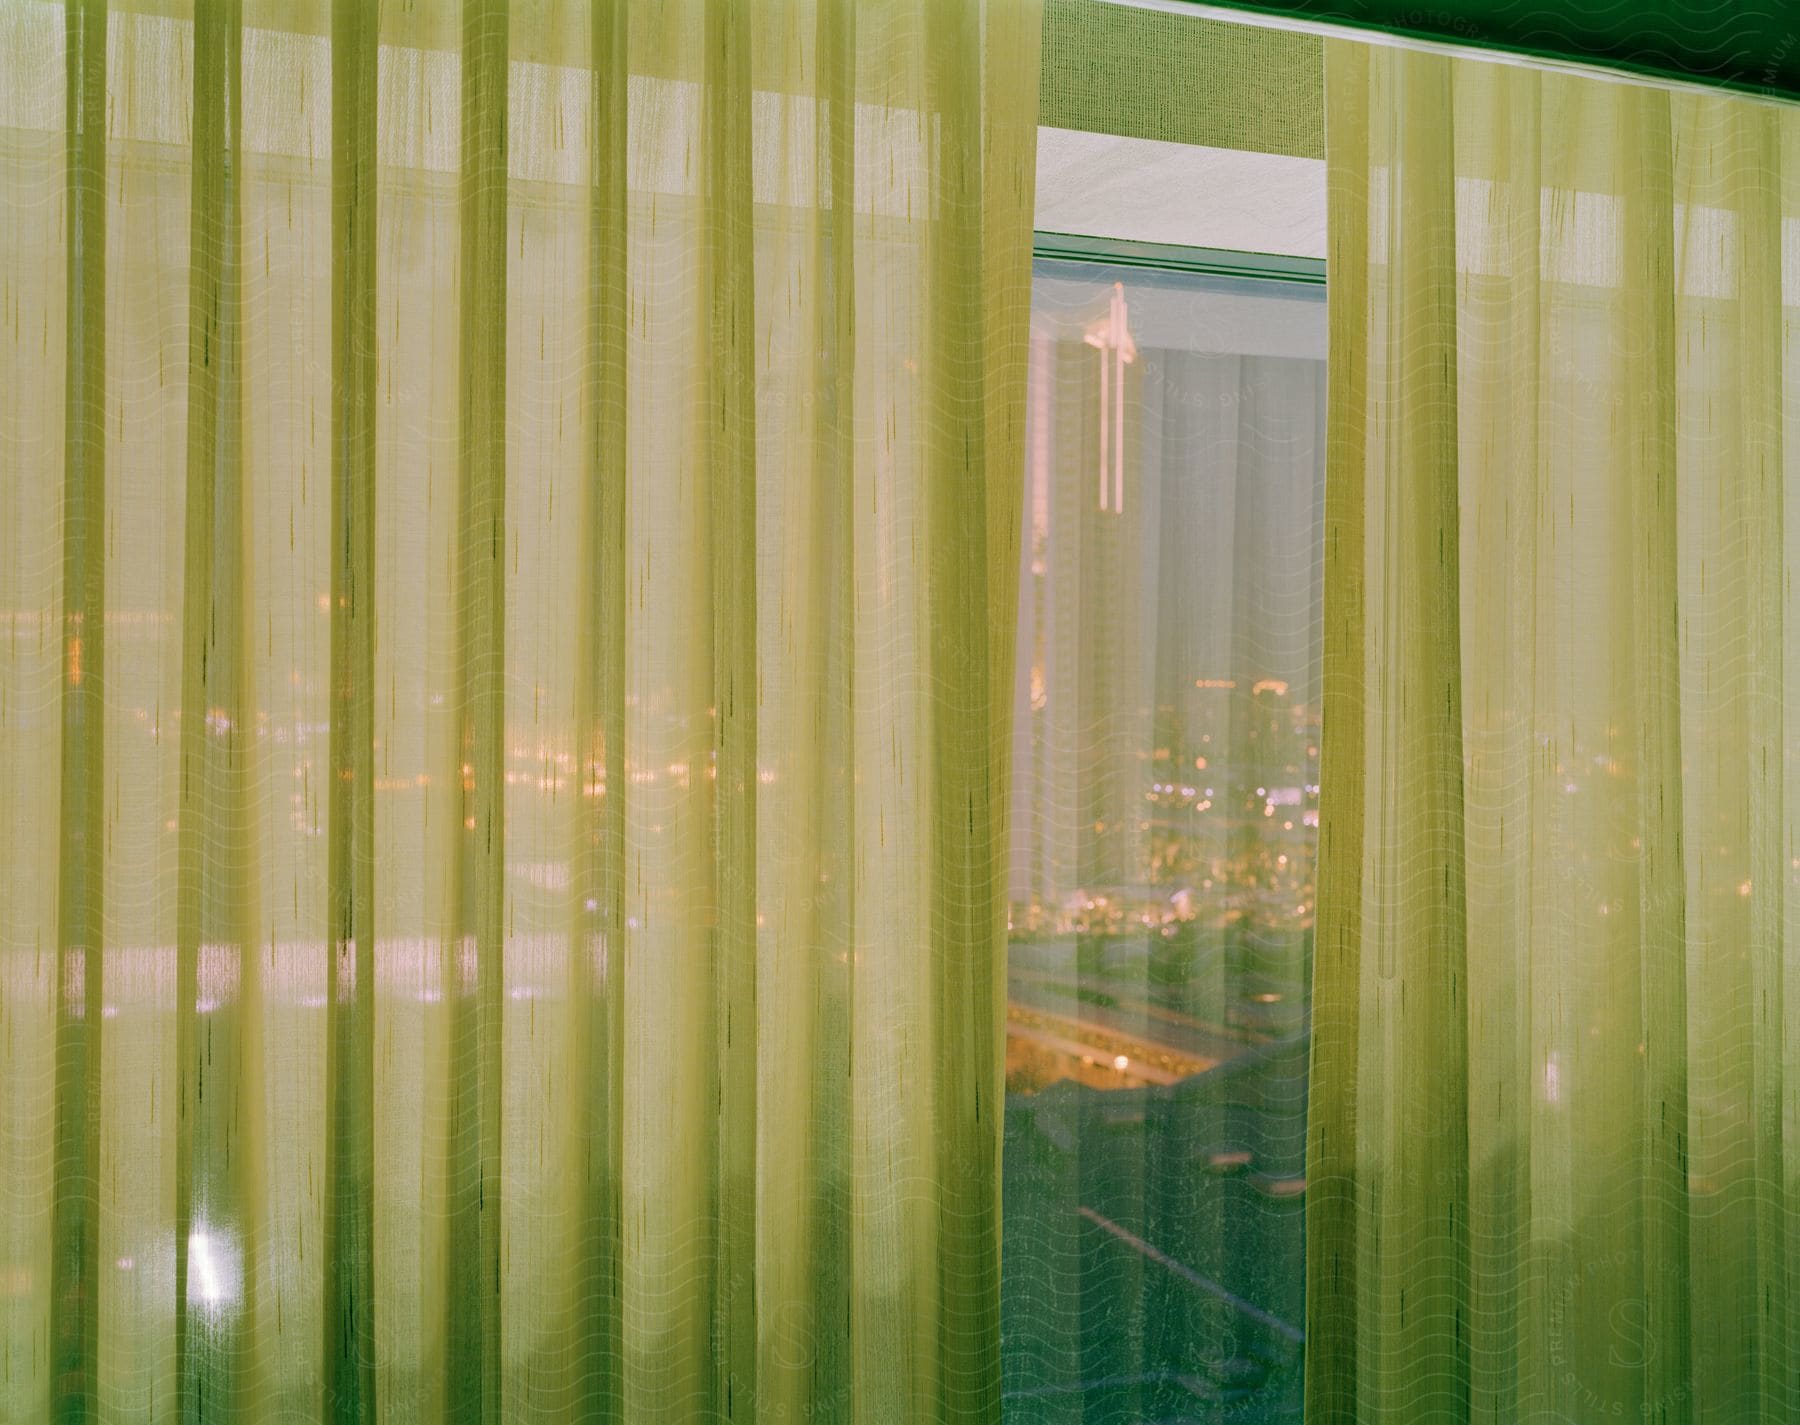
[1183,0,1800,103]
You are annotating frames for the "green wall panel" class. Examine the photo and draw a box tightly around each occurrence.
[1040,0,1324,156]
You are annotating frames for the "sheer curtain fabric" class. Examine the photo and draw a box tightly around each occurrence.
[0,0,1042,1420]
[1310,39,1800,1425]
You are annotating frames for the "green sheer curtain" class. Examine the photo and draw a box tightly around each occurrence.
[0,0,1041,1419]
[1309,36,1800,1425]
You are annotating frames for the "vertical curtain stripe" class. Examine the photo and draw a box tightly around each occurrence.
[1305,37,1368,1425]
[1617,85,1691,1422]
[1370,48,1470,1425]
[1676,92,1791,1420]
[445,0,509,1419]
[177,0,263,1416]
[572,2,627,1420]
[1733,101,1789,1418]
[325,0,378,1418]
[978,0,1039,800]
[51,2,108,1419]
[745,5,862,1417]
[979,0,1041,959]
[924,2,1000,1417]
[1309,43,1473,1425]
[806,0,858,1410]
[0,4,1044,1416]
[703,0,759,1417]
[1314,37,1800,1424]
[1460,61,1539,1425]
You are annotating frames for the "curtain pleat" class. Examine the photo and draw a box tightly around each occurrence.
[569,3,627,1421]
[0,0,1042,1420]
[1312,39,1800,1425]
[51,0,109,1419]
[443,1,508,1418]
[176,0,265,1413]
[700,2,758,1416]
[1304,36,1367,1425]
[324,0,379,1419]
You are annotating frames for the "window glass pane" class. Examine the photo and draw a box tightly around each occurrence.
[1003,257,1325,1424]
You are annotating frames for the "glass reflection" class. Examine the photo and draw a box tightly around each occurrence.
[1003,258,1325,1423]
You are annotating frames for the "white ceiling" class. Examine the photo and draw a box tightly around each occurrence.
[1034,126,1326,259]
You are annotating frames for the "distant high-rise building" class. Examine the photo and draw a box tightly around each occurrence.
[1010,292,1324,940]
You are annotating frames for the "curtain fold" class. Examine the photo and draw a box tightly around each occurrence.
[324,0,379,1415]
[0,0,1042,1419]
[1310,38,1800,1425]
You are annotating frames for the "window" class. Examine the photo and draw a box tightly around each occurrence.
[1002,248,1324,1422]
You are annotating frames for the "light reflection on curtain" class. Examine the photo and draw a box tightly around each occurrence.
[0,1,1042,1419]
[1310,39,1800,1425]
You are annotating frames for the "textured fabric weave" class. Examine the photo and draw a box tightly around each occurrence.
[1310,38,1800,1425]
[0,1,1042,1419]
